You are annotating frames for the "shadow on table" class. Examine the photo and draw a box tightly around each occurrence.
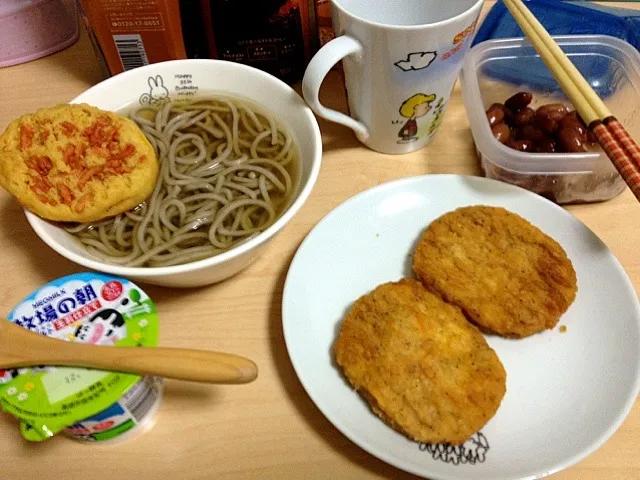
[317,116,363,154]
[267,252,421,480]
[162,379,219,406]
[292,73,364,155]
[0,198,81,284]
[0,415,60,454]
[0,196,229,300]
[0,381,217,454]
[47,19,106,88]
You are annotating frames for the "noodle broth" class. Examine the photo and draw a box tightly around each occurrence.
[64,95,300,268]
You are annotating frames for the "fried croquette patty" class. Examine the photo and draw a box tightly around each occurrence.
[413,206,577,338]
[0,103,158,222]
[334,279,506,445]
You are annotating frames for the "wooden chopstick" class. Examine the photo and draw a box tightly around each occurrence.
[505,0,612,120]
[505,0,640,173]
[502,0,640,202]
[502,0,599,125]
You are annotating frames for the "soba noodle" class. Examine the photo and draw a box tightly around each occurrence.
[64,97,298,267]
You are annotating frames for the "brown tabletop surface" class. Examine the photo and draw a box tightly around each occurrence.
[0,1,638,479]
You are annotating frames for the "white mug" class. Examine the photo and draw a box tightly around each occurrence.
[303,0,484,154]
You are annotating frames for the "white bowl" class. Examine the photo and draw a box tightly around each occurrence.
[26,59,322,288]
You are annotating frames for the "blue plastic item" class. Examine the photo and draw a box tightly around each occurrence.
[472,0,640,95]
[474,0,640,48]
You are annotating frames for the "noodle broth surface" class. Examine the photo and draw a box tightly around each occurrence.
[64,95,300,268]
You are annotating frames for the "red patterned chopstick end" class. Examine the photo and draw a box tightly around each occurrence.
[606,117,640,172]
[593,123,640,202]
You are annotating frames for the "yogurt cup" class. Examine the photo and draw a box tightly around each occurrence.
[0,273,162,443]
[62,376,163,443]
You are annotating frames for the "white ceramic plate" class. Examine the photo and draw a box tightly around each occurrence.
[282,175,640,480]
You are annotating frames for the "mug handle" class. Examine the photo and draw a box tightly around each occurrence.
[302,35,369,140]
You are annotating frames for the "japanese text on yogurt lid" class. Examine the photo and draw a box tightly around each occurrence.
[0,273,159,442]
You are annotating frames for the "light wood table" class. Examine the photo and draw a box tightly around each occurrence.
[0,2,638,479]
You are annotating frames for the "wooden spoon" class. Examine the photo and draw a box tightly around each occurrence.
[0,320,257,384]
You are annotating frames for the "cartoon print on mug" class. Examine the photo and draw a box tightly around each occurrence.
[139,75,170,106]
[441,20,478,61]
[454,20,478,46]
[397,93,436,143]
[427,98,447,137]
[394,51,437,72]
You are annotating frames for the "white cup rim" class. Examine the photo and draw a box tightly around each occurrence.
[331,0,485,31]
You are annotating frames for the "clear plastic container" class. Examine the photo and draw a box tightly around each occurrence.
[460,35,640,204]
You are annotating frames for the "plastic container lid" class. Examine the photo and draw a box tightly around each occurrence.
[473,0,640,86]
[0,273,160,442]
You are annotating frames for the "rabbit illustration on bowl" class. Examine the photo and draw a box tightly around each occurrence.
[139,75,170,105]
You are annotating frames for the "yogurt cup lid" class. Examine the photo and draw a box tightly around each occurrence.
[0,273,159,441]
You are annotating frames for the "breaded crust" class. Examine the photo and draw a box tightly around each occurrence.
[0,103,158,222]
[413,206,577,338]
[334,279,506,445]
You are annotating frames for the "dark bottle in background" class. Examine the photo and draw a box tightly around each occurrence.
[204,0,313,84]
[179,0,212,59]
[79,0,318,84]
